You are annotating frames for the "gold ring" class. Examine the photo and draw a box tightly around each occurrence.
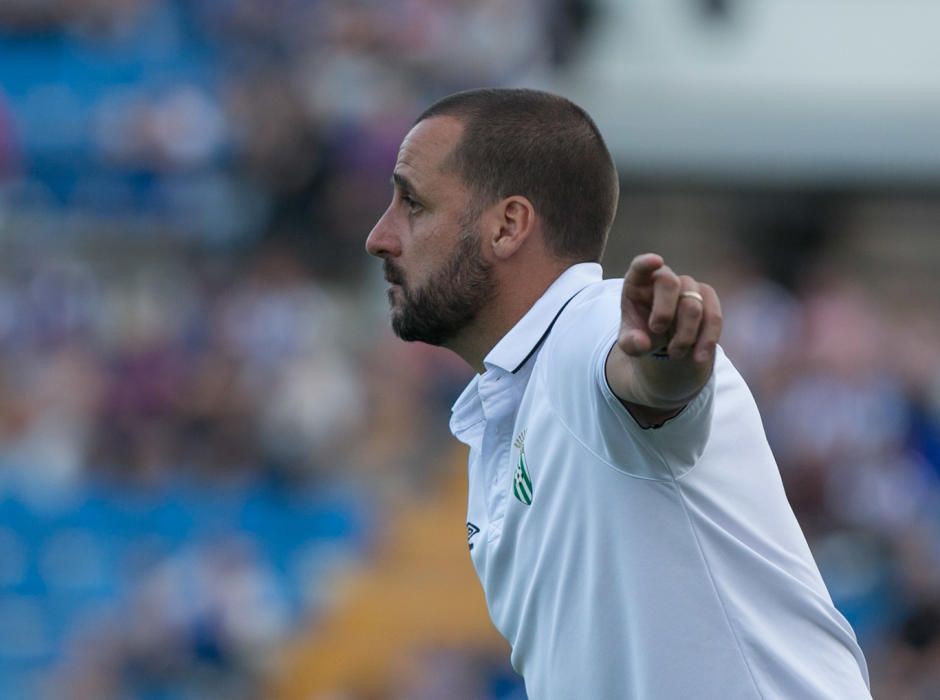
[680,290,704,304]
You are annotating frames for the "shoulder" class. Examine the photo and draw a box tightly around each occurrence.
[529,280,745,476]
[526,278,622,441]
[539,278,623,372]
[564,277,623,319]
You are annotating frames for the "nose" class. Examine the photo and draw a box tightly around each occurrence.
[366,205,401,258]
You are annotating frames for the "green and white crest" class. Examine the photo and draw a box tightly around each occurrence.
[513,429,533,506]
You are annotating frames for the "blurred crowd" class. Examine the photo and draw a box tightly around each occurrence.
[0,0,594,490]
[0,1,939,699]
[0,0,592,274]
[0,0,590,697]
[715,223,940,700]
[0,243,373,491]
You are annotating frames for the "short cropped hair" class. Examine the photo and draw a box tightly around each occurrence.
[417,88,619,263]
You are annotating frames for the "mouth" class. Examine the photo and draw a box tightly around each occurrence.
[383,260,405,286]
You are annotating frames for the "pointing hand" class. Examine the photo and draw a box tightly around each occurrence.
[618,253,722,365]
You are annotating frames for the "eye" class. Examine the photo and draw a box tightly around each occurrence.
[400,193,422,215]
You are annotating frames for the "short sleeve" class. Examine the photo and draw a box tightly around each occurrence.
[594,328,716,477]
[539,282,716,480]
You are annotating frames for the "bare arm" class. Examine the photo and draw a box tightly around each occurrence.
[604,254,723,428]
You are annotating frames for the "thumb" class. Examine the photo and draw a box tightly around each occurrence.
[618,328,653,357]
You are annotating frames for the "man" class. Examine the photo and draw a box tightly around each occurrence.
[365,88,871,699]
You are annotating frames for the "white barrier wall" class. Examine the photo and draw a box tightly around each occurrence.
[542,0,940,184]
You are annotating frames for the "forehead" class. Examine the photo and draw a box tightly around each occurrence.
[394,116,465,193]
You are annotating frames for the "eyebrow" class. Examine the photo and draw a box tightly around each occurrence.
[391,172,417,195]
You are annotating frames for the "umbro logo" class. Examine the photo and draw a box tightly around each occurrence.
[467,521,480,550]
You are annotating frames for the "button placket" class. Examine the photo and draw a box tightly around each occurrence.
[477,369,519,541]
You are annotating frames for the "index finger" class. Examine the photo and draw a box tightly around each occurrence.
[623,253,665,288]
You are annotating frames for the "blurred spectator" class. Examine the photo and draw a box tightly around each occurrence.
[0,1,937,698]
[49,536,289,700]
[0,91,16,179]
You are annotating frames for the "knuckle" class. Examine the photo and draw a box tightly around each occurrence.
[681,300,704,319]
[658,277,679,293]
[705,325,722,344]
[674,324,697,343]
[651,314,672,329]
[696,342,715,359]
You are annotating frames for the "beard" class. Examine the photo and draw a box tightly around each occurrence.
[383,222,494,347]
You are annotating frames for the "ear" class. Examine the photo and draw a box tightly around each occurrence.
[487,196,537,260]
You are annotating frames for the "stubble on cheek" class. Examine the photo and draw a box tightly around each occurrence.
[387,230,492,347]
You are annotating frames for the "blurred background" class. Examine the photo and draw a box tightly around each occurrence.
[0,0,938,698]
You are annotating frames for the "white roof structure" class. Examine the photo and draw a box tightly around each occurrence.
[542,0,940,185]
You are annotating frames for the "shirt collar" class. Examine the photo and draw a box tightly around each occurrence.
[483,262,602,374]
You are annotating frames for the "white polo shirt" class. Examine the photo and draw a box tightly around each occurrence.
[450,263,871,700]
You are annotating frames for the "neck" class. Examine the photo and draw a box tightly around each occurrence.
[446,262,570,373]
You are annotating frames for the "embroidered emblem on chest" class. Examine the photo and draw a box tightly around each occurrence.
[512,429,534,506]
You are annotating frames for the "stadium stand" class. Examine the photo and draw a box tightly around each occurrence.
[0,1,938,698]
[267,446,511,699]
